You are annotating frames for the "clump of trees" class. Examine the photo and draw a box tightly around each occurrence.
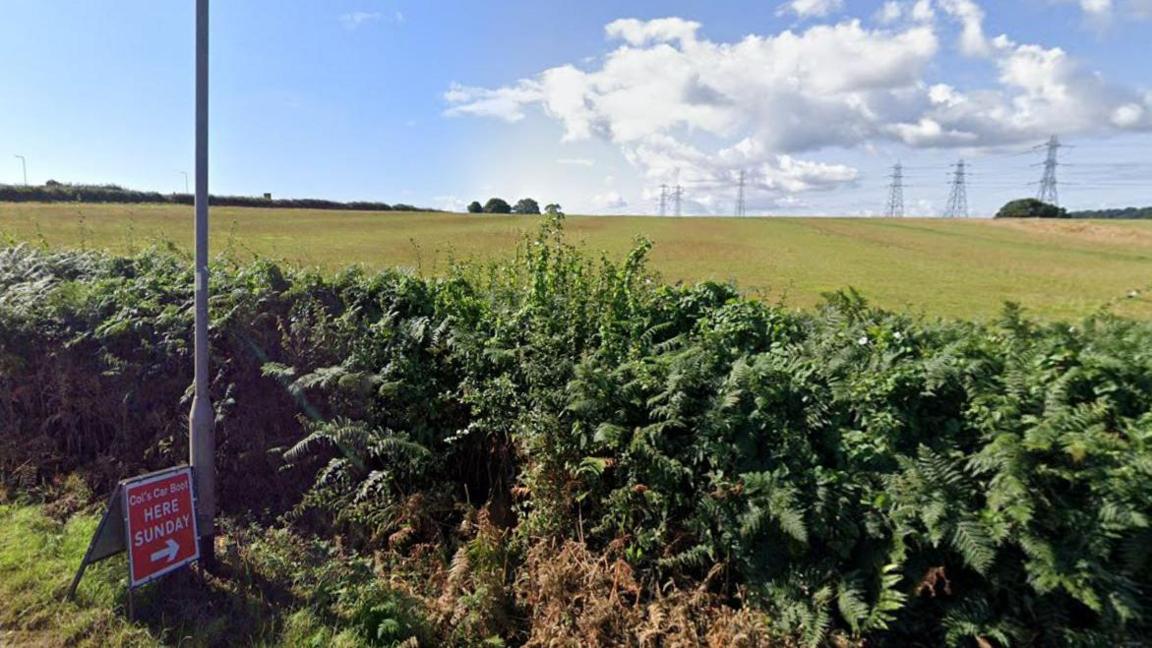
[995,198,1067,219]
[483,198,512,214]
[513,198,540,214]
[468,197,545,215]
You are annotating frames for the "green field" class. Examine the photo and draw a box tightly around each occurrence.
[2,202,1151,319]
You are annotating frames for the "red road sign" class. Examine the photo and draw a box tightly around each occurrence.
[123,467,200,587]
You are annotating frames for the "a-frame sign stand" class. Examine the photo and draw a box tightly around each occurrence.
[68,465,201,617]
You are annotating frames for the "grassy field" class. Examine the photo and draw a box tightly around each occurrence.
[2,202,1151,319]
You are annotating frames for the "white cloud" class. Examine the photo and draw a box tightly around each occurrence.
[592,190,628,209]
[445,10,1152,209]
[937,0,991,56]
[604,17,701,46]
[557,158,595,167]
[1081,0,1114,15]
[911,0,936,22]
[1112,103,1145,128]
[1055,0,1152,20]
[877,2,904,23]
[339,10,403,30]
[339,11,380,30]
[443,82,542,122]
[432,195,467,212]
[779,0,845,18]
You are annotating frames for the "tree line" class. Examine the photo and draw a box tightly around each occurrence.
[996,198,1152,219]
[0,181,433,212]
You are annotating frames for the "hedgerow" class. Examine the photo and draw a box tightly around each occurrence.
[1,218,1149,645]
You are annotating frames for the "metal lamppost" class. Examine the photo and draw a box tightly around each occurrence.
[14,155,27,185]
[189,0,217,568]
[179,171,190,194]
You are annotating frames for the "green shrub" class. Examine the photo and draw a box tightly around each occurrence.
[2,218,1150,645]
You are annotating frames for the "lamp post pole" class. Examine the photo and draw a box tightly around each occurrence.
[190,0,216,569]
[14,155,27,185]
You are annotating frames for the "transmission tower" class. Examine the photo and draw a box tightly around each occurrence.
[944,160,969,219]
[658,184,668,217]
[884,162,905,218]
[673,169,683,217]
[1035,135,1062,206]
[736,169,747,217]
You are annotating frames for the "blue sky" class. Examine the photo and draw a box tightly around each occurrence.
[1,0,1150,216]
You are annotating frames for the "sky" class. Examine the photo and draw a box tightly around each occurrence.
[1,0,1150,217]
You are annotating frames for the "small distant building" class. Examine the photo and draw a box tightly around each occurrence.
[263,192,272,200]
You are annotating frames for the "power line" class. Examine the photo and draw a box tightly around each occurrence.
[884,162,905,218]
[1036,135,1063,206]
[944,159,969,219]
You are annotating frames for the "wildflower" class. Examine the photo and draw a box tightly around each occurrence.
[857,335,869,346]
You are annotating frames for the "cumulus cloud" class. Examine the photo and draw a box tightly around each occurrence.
[604,17,701,46]
[445,6,1152,209]
[937,0,991,56]
[779,0,845,18]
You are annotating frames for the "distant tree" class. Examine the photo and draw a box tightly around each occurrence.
[544,203,563,217]
[483,197,512,214]
[467,201,483,214]
[513,198,541,215]
[996,198,1067,219]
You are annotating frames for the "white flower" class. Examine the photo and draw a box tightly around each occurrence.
[893,331,904,341]
[857,335,870,346]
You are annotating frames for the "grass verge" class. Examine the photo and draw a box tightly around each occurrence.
[0,502,413,647]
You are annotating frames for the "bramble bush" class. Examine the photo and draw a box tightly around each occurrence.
[1,218,1149,645]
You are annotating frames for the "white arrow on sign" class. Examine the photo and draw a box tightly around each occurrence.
[150,538,180,564]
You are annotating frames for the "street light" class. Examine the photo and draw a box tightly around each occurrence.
[189,0,217,569]
[14,155,27,185]
[179,170,189,194]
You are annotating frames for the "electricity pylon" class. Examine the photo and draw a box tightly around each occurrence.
[736,169,747,217]
[944,160,969,219]
[885,162,905,218]
[1036,135,1062,206]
